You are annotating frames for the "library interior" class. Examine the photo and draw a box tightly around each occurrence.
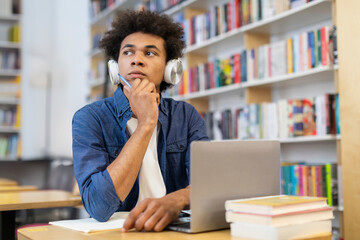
[0,0,359,239]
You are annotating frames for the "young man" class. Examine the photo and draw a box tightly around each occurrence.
[72,11,209,232]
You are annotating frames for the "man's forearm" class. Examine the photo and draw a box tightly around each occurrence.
[164,185,190,210]
[107,123,154,201]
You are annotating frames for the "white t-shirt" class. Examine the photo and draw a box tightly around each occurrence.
[126,117,166,205]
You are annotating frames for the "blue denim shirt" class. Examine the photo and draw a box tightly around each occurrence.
[72,87,209,222]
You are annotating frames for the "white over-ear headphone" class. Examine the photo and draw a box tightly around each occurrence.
[107,59,183,86]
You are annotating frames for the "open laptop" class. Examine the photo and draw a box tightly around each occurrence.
[167,140,280,233]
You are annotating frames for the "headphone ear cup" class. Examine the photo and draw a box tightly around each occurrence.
[164,58,183,85]
[107,60,120,85]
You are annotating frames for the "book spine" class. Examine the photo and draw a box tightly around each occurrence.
[325,163,333,206]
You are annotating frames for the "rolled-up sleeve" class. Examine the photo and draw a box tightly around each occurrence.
[72,107,120,222]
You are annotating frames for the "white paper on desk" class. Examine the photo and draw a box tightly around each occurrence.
[49,212,128,233]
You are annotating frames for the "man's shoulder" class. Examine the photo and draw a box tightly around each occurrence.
[73,97,115,120]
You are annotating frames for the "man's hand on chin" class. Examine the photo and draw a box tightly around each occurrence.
[122,187,190,232]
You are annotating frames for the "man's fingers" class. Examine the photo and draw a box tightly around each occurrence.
[122,200,149,231]
[134,202,159,231]
[153,213,172,232]
[143,207,164,231]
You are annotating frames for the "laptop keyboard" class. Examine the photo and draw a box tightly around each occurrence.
[171,217,191,225]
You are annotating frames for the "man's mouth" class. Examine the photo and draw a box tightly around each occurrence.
[128,71,146,79]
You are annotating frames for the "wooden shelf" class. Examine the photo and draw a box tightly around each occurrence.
[0,70,21,77]
[0,14,21,22]
[279,135,338,143]
[0,126,20,133]
[174,65,334,101]
[90,0,134,27]
[0,41,21,49]
[184,0,332,55]
[0,98,20,105]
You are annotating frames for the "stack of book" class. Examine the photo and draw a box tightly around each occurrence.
[225,195,333,240]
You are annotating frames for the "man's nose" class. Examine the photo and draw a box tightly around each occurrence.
[131,53,145,66]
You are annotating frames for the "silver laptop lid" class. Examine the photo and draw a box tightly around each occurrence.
[190,140,280,233]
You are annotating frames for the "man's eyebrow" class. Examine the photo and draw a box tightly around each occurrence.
[144,45,161,52]
[121,44,161,52]
[121,44,135,50]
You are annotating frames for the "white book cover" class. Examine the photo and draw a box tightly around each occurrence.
[315,95,326,135]
[268,102,278,139]
[270,40,287,77]
[238,106,249,139]
[277,99,288,139]
[49,212,128,233]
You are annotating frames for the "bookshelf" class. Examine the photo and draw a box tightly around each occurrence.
[88,0,359,238]
[0,0,21,161]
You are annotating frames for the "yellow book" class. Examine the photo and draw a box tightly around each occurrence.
[183,69,188,95]
[311,166,317,197]
[225,195,328,215]
[287,38,293,74]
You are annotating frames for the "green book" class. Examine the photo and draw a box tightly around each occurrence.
[325,163,332,206]
[317,29,322,67]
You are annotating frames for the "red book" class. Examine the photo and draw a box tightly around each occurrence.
[209,62,215,88]
[234,53,241,83]
[234,0,241,28]
[321,26,329,66]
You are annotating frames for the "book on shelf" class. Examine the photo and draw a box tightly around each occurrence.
[0,134,19,158]
[230,220,332,240]
[281,163,338,206]
[0,49,21,70]
[199,93,339,141]
[173,25,334,97]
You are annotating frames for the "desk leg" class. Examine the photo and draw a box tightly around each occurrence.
[0,210,15,240]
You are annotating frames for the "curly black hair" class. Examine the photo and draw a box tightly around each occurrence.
[100,10,185,92]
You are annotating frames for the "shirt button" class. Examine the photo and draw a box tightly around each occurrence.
[179,145,185,150]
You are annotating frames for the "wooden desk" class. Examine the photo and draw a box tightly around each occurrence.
[0,178,18,186]
[18,226,230,240]
[0,190,82,240]
[0,185,38,193]
[17,225,332,240]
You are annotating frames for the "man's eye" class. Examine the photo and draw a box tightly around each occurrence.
[146,51,155,56]
[123,51,132,55]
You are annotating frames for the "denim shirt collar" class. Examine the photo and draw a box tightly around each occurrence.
[113,87,168,118]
